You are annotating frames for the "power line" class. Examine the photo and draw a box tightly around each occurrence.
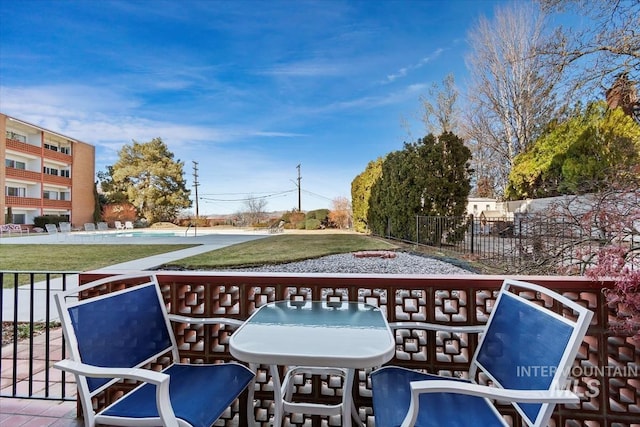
[201,190,291,196]
[200,189,296,202]
[301,189,333,201]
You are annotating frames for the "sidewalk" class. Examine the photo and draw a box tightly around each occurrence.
[2,232,268,322]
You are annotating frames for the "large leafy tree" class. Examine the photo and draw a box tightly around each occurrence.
[506,101,640,199]
[368,132,472,241]
[110,138,191,223]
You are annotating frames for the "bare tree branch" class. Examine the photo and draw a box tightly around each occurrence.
[464,2,562,196]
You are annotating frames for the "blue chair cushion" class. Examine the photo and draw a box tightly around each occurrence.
[371,366,505,427]
[102,363,254,427]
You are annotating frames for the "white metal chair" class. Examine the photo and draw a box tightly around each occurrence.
[54,273,254,427]
[58,221,72,240]
[45,223,61,241]
[114,220,125,230]
[124,220,134,229]
[44,223,58,234]
[83,223,97,241]
[371,279,593,427]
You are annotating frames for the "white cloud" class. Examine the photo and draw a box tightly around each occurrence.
[383,48,446,84]
[259,60,345,77]
[310,83,429,113]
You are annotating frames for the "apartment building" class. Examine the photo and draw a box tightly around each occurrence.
[1,113,95,228]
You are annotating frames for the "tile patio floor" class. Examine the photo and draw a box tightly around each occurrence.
[1,327,83,426]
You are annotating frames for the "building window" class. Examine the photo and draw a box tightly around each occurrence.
[60,191,70,201]
[43,190,59,200]
[6,186,26,197]
[6,131,27,143]
[5,159,26,169]
[61,169,70,178]
[44,142,70,154]
[11,214,26,224]
[43,166,59,176]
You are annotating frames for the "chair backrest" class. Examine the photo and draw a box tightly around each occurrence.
[470,279,593,426]
[55,274,178,395]
[45,223,58,233]
[97,222,108,231]
[59,222,71,233]
[84,223,96,232]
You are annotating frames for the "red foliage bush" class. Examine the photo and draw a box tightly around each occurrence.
[102,203,137,227]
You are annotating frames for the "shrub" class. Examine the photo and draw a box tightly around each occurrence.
[283,210,306,229]
[34,215,69,228]
[102,202,137,227]
[306,209,329,221]
[305,218,321,230]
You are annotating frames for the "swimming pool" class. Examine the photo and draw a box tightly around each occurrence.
[116,230,183,238]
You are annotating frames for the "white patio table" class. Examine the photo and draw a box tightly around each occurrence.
[229,300,395,427]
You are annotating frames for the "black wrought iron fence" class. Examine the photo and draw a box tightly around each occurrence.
[0,271,79,400]
[381,214,637,273]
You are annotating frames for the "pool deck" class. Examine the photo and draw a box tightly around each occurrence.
[0,226,270,245]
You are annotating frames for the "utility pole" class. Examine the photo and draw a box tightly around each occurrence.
[192,161,200,237]
[296,164,301,212]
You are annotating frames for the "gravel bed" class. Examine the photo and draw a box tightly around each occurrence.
[220,251,476,275]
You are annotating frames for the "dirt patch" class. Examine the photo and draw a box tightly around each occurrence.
[2,322,49,346]
[353,251,397,258]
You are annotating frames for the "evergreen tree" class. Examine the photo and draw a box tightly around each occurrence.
[351,158,383,233]
[368,132,472,241]
[110,138,192,223]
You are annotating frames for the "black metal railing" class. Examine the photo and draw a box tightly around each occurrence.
[0,271,79,400]
[380,214,639,274]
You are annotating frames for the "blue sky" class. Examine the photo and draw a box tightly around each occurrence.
[1,0,507,215]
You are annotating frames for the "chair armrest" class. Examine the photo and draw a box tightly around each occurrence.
[54,359,168,384]
[168,314,244,328]
[390,321,485,334]
[55,359,180,427]
[400,379,579,427]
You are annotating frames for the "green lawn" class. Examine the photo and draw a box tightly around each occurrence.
[1,244,195,288]
[1,234,399,287]
[162,234,399,269]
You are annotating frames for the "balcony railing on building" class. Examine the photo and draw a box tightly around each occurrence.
[5,136,72,162]
[1,271,638,427]
[5,167,41,182]
[42,199,72,209]
[5,138,41,156]
[42,174,71,186]
[4,196,42,208]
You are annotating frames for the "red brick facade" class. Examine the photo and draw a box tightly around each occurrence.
[1,113,96,228]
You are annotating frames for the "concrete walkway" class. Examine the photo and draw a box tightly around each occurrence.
[1,230,269,322]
